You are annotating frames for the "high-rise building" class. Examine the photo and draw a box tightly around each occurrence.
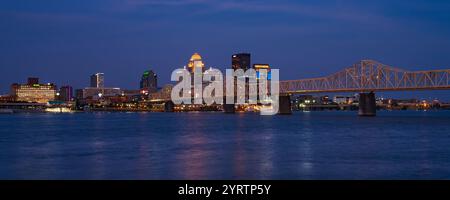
[90,73,104,88]
[84,72,121,100]
[232,53,251,70]
[187,53,205,73]
[59,85,73,101]
[253,64,272,103]
[140,70,158,93]
[253,64,271,80]
[10,77,57,103]
[184,53,209,104]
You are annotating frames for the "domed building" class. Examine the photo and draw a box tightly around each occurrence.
[188,53,205,72]
[190,53,202,61]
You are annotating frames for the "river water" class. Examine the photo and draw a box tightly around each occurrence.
[1,111,449,179]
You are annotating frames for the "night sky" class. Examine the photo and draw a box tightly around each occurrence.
[1,0,450,100]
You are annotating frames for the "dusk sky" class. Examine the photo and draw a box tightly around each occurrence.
[1,0,450,99]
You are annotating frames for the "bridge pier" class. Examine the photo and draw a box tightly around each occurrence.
[164,101,175,112]
[358,92,376,116]
[278,95,292,115]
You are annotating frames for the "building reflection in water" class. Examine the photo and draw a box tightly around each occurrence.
[257,131,274,179]
[175,131,210,179]
[16,114,63,179]
[232,114,248,179]
[135,113,154,179]
[89,113,107,179]
[234,113,275,179]
[298,112,314,177]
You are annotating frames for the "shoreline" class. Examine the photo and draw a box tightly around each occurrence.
[2,108,450,114]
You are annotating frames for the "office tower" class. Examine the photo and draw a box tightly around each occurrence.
[140,70,158,93]
[232,53,251,70]
[59,85,73,101]
[253,64,271,80]
[90,73,104,88]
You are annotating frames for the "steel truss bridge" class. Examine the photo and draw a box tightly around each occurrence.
[280,60,450,94]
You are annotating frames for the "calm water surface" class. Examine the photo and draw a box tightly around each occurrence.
[1,111,450,179]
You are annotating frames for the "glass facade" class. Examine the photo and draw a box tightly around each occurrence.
[90,73,104,88]
[232,53,251,70]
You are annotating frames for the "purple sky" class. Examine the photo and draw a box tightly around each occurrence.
[1,0,450,100]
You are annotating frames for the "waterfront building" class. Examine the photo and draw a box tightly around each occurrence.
[333,95,357,105]
[293,95,316,109]
[83,72,121,100]
[90,73,104,88]
[232,53,251,71]
[58,85,73,101]
[122,89,142,102]
[321,95,331,104]
[149,85,173,101]
[82,87,122,99]
[0,95,14,102]
[140,70,157,93]
[10,77,57,103]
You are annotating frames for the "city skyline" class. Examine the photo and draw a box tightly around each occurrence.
[3,55,450,101]
[1,1,450,100]
[2,1,450,186]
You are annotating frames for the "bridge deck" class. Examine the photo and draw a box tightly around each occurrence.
[280,60,450,94]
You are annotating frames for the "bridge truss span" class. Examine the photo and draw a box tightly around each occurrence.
[280,60,450,94]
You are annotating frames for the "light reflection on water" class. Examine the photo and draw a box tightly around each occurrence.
[0,111,450,179]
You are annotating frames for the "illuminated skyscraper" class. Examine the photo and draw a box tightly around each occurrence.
[232,53,251,70]
[84,73,120,99]
[187,53,205,73]
[140,70,158,93]
[185,53,208,104]
[90,73,104,88]
[253,64,271,80]
[253,64,272,104]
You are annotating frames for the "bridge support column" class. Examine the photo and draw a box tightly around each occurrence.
[278,95,292,115]
[164,101,174,112]
[358,92,376,117]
